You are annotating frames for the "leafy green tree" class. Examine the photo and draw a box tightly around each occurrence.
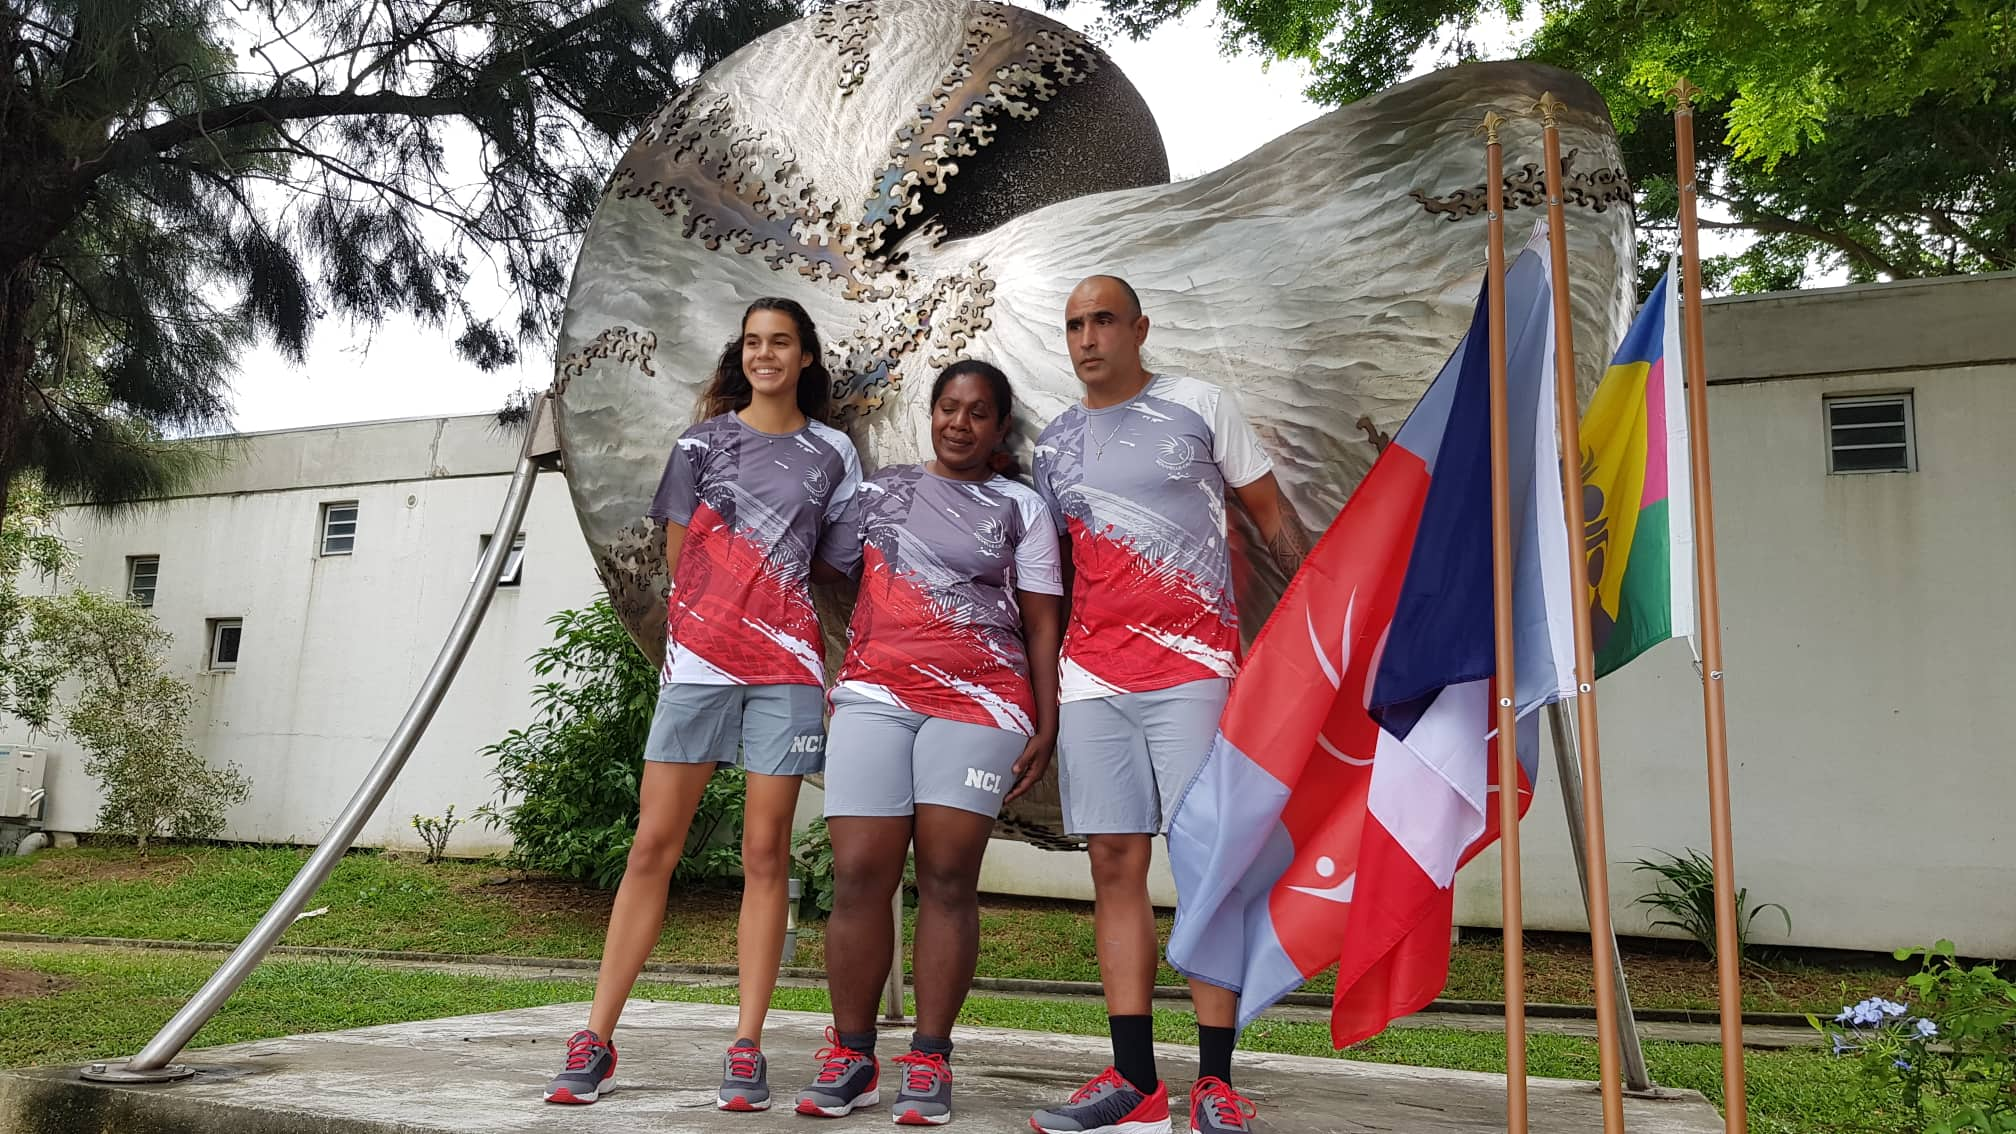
[0,0,800,522]
[480,598,747,890]
[0,475,71,722]
[1,479,249,854]
[26,589,251,854]
[1093,0,2015,289]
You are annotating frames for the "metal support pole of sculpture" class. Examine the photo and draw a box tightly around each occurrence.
[1672,78,1749,1134]
[1545,703,1654,1092]
[84,395,560,1083]
[1533,91,1629,1129]
[883,887,908,1022]
[1479,109,1530,1134]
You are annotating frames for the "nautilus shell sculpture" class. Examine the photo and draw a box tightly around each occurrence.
[552,0,1637,846]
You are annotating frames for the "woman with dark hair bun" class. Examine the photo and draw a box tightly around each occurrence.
[543,297,860,1112]
[793,359,1063,1126]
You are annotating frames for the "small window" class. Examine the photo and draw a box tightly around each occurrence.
[1826,394,1915,474]
[208,619,243,671]
[127,556,160,607]
[474,533,527,587]
[320,501,359,556]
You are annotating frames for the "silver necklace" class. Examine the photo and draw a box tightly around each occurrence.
[1086,376,1150,460]
[1088,412,1128,459]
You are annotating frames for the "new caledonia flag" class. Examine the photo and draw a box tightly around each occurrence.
[1164,223,1578,1046]
[1581,260,1696,676]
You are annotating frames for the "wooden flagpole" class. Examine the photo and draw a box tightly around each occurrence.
[1533,91,1628,1132]
[1671,77,1749,1134]
[1478,109,1529,1134]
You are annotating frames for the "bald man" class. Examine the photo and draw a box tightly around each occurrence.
[1028,275,1309,1134]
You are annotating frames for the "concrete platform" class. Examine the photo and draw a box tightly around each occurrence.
[0,1002,1726,1134]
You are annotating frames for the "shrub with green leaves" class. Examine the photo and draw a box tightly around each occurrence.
[1630,847,1789,963]
[49,594,251,854]
[3,486,249,854]
[1812,942,2016,1133]
[0,477,74,724]
[479,598,744,890]
[791,816,913,918]
[792,818,836,915]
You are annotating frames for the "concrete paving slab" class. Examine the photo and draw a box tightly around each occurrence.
[2,1001,1725,1134]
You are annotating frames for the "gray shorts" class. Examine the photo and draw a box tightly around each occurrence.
[822,688,1028,819]
[1057,678,1229,836]
[643,682,827,777]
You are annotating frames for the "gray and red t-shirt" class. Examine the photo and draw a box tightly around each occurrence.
[648,413,862,686]
[1033,373,1274,702]
[826,465,1063,734]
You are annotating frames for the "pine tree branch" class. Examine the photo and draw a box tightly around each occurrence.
[248,6,338,93]
[516,4,643,73]
[72,90,478,188]
[71,1,643,195]
[259,121,512,242]
[342,0,458,97]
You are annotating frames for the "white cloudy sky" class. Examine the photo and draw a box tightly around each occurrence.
[223,4,1534,434]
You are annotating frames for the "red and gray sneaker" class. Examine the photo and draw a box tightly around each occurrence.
[719,1039,771,1111]
[1186,1077,1256,1134]
[891,1050,953,1125]
[543,1029,617,1104]
[1029,1067,1171,1134]
[796,1027,881,1117]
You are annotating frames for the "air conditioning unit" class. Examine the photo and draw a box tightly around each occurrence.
[0,745,47,821]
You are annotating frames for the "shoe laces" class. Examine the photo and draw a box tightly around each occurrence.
[1069,1067,1131,1104]
[812,1026,868,1084]
[727,1044,760,1080]
[1192,1077,1255,1128]
[894,1050,951,1093]
[563,1031,607,1072]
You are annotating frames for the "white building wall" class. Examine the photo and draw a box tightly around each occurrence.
[1467,275,2016,959]
[21,417,610,854]
[13,272,2015,957]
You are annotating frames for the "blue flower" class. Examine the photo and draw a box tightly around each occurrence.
[1893,1059,1913,1071]
[1831,1034,1856,1056]
[1913,1018,1938,1039]
[1842,998,1911,1027]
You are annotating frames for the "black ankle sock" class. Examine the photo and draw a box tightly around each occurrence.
[910,1032,954,1060]
[1198,1025,1237,1085]
[1110,1015,1158,1094]
[839,1030,877,1055]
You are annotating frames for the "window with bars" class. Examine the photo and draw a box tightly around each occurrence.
[127,556,160,607]
[1826,394,1915,474]
[208,619,243,671]
[321,501,359,555]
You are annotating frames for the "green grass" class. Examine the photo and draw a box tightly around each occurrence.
[0,845,698,961]
[0,945,1900,1134]
[0,846,1903,1016]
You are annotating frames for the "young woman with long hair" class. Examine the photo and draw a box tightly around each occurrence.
[544,297,860,1111]
[792,360,1064,1125]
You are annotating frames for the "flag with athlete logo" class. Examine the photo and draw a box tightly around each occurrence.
[1165,226,1576,1045]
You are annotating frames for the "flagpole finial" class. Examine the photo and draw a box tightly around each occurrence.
[1533,92,1566,128]
[1474,110,1507,145]
[1670,77,1700,111]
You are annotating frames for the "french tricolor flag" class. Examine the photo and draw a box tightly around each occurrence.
[1166,225,1576,1046]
